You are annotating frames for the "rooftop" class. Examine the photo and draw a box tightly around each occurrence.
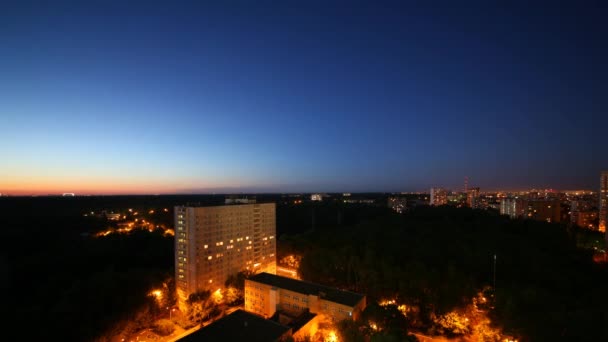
[178,309,291,342]
[248,272,365,307]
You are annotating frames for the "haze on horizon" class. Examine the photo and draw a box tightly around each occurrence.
[1,1,606,195]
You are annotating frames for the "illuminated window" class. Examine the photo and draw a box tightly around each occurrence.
[204,244,208,249]
[208,256,213,260]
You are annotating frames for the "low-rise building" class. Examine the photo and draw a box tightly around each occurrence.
[310,194,323,201]
[245,272,366,322]
[177,309,292,342]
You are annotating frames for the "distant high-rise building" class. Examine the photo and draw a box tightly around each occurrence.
[525,199,561,223]
[600,171,608,234]
[572,211,598,230]
[467,187,480,208]
[500,198,526,218]
[430,188,448,206]
[174,203,276,310]
[571,200,598,230]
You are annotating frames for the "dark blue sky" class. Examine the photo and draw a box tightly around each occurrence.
[1,1,606,194]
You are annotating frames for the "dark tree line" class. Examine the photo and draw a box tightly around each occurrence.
[287,206,608,341]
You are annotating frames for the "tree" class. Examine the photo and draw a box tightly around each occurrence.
[153,319,175,336]
[187,290,214,325]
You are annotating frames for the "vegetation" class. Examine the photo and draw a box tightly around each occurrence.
[288,205,608,340]
[153,319,175,336]
[4,196,607,341]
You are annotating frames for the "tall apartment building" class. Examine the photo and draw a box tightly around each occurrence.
[500,198,526,218]
[467,187,480,208]
[571,200,598,230]
[601,171,608,234]
[430,188,448,206]
[175,202,277,310]
[245,272,366,322]
[525,199,561,223]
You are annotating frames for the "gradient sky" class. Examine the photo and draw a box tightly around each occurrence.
[1,1,606,194]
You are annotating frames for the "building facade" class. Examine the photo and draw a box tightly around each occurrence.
[572,210,598,230]
[500,198,526,218]
[175,203,277,310]
[177,309,292,342]
[525,199,561,223]
[601,171,608,234]
[430,188,448,206]
[467,187,480,208]
[310,194,323,201]
[245,273,366,322]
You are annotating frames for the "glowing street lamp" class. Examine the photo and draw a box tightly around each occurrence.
[167,306,176,320]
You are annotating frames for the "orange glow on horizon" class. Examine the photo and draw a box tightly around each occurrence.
[0,175,258,196]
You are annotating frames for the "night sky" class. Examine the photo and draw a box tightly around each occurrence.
[1,1,606,194]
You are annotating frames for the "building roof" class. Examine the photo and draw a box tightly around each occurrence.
[178,309,291,342]
[248,272,365,307]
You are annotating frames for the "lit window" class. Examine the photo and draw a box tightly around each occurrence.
[204,244,208,249]
[208,256,212,260]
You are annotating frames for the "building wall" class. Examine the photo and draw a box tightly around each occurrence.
[500,198,526,218]
[430,188,448,206]
[467,188,480,208]
[244,279,366,322]
[526,199,561,223]
[175,203,276,310]
[292,316,320,341]
[574,211,598,230]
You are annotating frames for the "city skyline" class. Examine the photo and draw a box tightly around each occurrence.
[2,1,607,195]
